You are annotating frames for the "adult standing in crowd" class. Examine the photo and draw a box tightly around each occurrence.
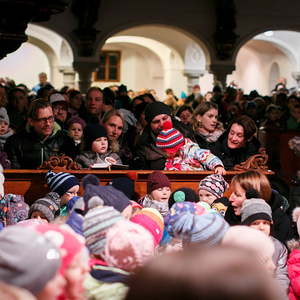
[80,87,104,125]
[5,99,72,169]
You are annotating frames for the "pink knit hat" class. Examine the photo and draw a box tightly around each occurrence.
[104,220,155,272]
[130,212,163,246]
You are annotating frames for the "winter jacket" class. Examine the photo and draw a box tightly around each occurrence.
[75,151,122,169]
[211,131,261,170]
[0,129,14,151]
[287,241,300,300]
[84,258,129,300]
[5,123,72,169]
[272,236,289,295]
[133,118,195,170]
[164,138,223,171]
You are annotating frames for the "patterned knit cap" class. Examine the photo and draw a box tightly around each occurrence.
[199,174,229,199]
[29,192,61,222]
[83,196,124,255]
[156,120,184,154]
[46,171,79,196]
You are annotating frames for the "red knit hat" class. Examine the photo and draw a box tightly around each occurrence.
[156,120,184,154]
[147,171,171,193]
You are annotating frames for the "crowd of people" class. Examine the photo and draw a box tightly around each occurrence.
[0,74,299,299]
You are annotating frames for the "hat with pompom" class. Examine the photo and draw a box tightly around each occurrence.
[156,120,184,154]
[169,188,198,208]
[83,196,124,255]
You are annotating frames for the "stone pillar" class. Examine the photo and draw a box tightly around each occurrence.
[73,61,99,93]
[183,69,205,94]
[292,71,300,88]
[209,63,235,90]
[59,66,76,89]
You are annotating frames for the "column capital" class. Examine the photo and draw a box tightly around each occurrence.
[183,69,205,78]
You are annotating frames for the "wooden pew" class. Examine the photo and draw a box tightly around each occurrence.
[3,169,274,204]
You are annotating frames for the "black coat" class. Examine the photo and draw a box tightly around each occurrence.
[211,131,261,170]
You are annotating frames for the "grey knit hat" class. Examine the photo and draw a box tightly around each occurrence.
[241,198,272,225]
[0,226,61,295]
[29,192,61,222]
[83,196,124,255]
[0,107,9,126]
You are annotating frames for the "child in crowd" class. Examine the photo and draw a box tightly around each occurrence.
[287,207,300,300]
[66,116,86,158]
[198,174,229,216]
[139,171,171,217]
[0,226,65,300]
[46,171,80,216]
[75,124,122,169]
[156,120,226,174]
[28,192,60,222]
[240,198,289,294]
[169,187,198,208]
[0,107,14,151]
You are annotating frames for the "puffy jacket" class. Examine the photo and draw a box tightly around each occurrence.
[5,123,72,169]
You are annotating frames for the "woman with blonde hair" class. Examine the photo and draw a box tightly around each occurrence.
[225,170,293,243]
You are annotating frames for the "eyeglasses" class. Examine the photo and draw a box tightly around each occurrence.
[34,116,54,123]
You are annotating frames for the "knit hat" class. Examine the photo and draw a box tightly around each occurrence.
[66,116,86,130]
[46,171,79,197]
[144,102,172,124]
[169,187,198,208]
[138,207,164,231]
[167,211,229,247]
[0,107,9,125]
[0,226,61,294]
[29,192,61,222]
[131,211,164,246]
[222,226,275,269]
[34,223,86,276]
[199,174,229,199]
[156,120,185,154]
[147,171,171,194]
[241,198,272,225]
[84,184,131,212]
[165,202,206,237]
[104,220,155,272]
[84,124,107,150]
[0,194,29,226]
[83,197,124,255]
[111,177,134,200]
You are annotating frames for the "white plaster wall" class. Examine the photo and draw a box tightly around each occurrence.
[0,42,50,89]
[228,40,292,95]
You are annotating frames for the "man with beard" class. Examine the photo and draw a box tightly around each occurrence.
[133,102,193,170]
[5,99,72,169]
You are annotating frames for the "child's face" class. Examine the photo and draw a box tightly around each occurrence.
[61,185,79,205]
[198,189,217,205]
[151,187,171,202]
[0,121,9,135]
[68,123,83,141]
[229,183,246,216]
[92,137,108,154]
[30,211,49,223]
[63,251,89,300]
[250,219,271,236]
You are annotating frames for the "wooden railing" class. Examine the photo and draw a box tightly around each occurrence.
[3,169,274,204]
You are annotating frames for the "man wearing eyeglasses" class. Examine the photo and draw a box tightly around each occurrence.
[5,98,72,169]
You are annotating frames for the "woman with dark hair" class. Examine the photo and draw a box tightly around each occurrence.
[212,115,260,170]
[193,101,224,150]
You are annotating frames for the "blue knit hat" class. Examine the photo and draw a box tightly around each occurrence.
[46,171,79,196]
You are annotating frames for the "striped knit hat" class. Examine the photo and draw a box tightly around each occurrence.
[156,120,184,154]
[83,196,123,255]
[46,171,79,196]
